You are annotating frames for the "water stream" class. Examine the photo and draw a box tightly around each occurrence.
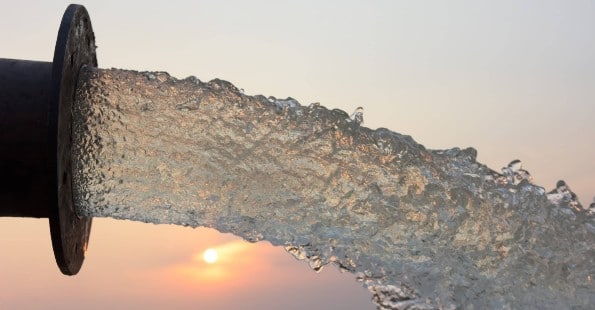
[72,67,594,309]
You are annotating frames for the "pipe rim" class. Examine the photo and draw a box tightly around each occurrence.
[48,3,96,275]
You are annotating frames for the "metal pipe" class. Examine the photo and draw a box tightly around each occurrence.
[0,59,53,218]
[0,4,96,275]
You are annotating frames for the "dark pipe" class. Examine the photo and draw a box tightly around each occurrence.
[0,4,96,275]
[0,60,53,218]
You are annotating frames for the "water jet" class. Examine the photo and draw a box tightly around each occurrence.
[1,4,593,309]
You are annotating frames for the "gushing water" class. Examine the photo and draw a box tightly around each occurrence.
[72,67,594,309]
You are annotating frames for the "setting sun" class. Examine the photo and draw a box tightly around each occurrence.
[203,248,219,264]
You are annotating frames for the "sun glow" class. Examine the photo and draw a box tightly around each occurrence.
[203,248,219,264]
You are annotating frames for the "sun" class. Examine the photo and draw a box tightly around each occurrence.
[202,248,219,264]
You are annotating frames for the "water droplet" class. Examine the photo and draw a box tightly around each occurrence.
[496,160,532,185]
[274,97,300,109]
[556,180,568,192]
[175,98,201,111]
[208,78,236,91]
[349,106,364,125]
[373,128,394,155]
[269,97,302,116]
[514,169,532,184]
[183,75,201,85]
[547,180,581,210]
[308,256,324,272]
[336,257,357,272]
[533,186,546,196]
[355,272,366,282]
[285,245,302,260]
[144,72,156,80]
[508,159,522,172]
[145,71,171,82]
[369,284,422,309]
[244,231,264,243]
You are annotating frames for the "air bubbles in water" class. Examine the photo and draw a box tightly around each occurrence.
[368,285,425,310]
[73,67,594,309]
[143,71,170,82]
[373,128,395,156]
[270,96,302,116]
[183,75,202,85]
[349,106,364,125]
[547,180,582,212]
[508,159,522,172]
[336,257,357,273]
[498,159,532,185]
[285,245,307,260]
[270,96,300,109]
[308,102,320,109]
[144,72,156,81]
[175,98,201,111]
[308,256,324,272]
[356,271,381,287]
[284,244,326,273]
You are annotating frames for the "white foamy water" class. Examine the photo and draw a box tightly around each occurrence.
[72,67,594,309]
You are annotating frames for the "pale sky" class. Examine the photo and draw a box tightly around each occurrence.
[1,1,593,309]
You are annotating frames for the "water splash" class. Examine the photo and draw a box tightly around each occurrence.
[284,244,325,272]
[546,180,584,218]
[269,96,302,116]
[503,159,531,185]
[72,67,594,309]
[349,106,364,125]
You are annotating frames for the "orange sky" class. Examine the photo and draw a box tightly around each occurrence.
[0,218,373,309]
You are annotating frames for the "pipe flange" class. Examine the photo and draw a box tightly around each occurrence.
[49,4,96,275]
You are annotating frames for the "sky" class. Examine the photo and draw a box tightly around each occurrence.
[1,1,594,309]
